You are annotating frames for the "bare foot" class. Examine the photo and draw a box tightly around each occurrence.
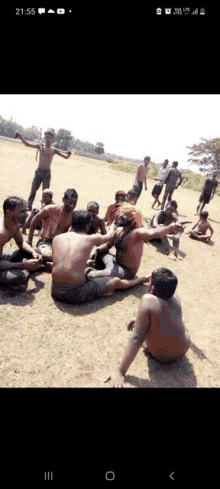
[21,229,26,235]
[168,253,177,261]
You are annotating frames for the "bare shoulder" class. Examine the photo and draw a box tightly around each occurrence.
[139,293,159,309]
[169,294,182,312]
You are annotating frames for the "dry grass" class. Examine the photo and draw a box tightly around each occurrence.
[0,138,220,387]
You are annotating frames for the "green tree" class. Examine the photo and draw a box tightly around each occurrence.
[54,128,72,150]
[95,142,104,155]
[187,137,220,173]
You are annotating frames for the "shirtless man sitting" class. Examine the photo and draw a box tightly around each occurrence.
[27,189,78,262]
[21,189,54,235]
[186,211,214,243]
[104,268,191,387]
[86,202,106,235]
[148,200,190,260]
[16,131,72,210]
[88,203,187,280]
[0,196,44,291]
[51,210,149,304]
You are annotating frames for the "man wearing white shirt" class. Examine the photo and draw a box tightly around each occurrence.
[151,159,170,208]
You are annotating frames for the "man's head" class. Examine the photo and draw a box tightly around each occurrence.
[163,159,169,167]
[87,201,99,218]
[71,210,92,232]
[144,156,151,166]
[172,161,178,168]
[212,170,218,179]
[44,131,54,146]
[117,203,143,229]
[115,190,126,203]
[125,189,139,205]
[148,268,178,300]
[165,200,178,215]
[200,210,208,220]
[3,196,28,225]
[63,189,78,211]
[42,189,53,206]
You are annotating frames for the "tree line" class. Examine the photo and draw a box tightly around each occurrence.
[0,118,104,154]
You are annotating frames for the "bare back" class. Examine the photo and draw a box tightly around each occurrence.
[143,293,189,361]
[52,232,97,284]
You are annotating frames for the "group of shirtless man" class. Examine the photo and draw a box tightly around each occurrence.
[0,132,218,386]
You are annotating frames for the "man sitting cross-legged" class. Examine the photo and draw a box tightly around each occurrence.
[104,268,191,387]
[88,203,187,280]
[0,196,44,291]
[27,188,78,263]
[186,211,214,243]
[51,210,149,304]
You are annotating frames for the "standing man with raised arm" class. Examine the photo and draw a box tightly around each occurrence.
[16,131,72,210]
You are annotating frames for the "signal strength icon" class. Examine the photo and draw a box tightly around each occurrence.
[191,8,198,15]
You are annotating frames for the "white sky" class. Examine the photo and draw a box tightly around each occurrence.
[0,94,219,171]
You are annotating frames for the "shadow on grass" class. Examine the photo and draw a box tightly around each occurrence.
[125,349,197,388]
[0,271,45,305]
[52,283,148,316]
[149,241,187,259]
[208,218,220,225]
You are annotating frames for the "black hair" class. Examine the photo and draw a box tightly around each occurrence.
[3,196,26,215]
[64,189,78,202]
[168,200,178,209]
[200,211,208,219]
[115,191,126,202]
[126,189,139,200]
[87,201,99,211]
[164,159,169,163]
[44,131,54,138]
[151,268,178,300]
[144,156,150,161]
[42,189,53,198]
[71,210,91,230]
[172,161,178,167]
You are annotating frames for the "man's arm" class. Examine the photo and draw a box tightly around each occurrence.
[54,148,71,159]
[105,295,151,387]
[211,184,218,199]
[175,173,183,188]
[99,218,107,235]
[13,225,42,260]
[16,133,40,149]
[208,222,214,236]
[27,207,50,245]
[136,222,187,242]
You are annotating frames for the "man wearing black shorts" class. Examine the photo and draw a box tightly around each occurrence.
[196,170,218,214]
[151,159,169,208]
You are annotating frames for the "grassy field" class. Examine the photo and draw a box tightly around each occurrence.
[0,138,220,387]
